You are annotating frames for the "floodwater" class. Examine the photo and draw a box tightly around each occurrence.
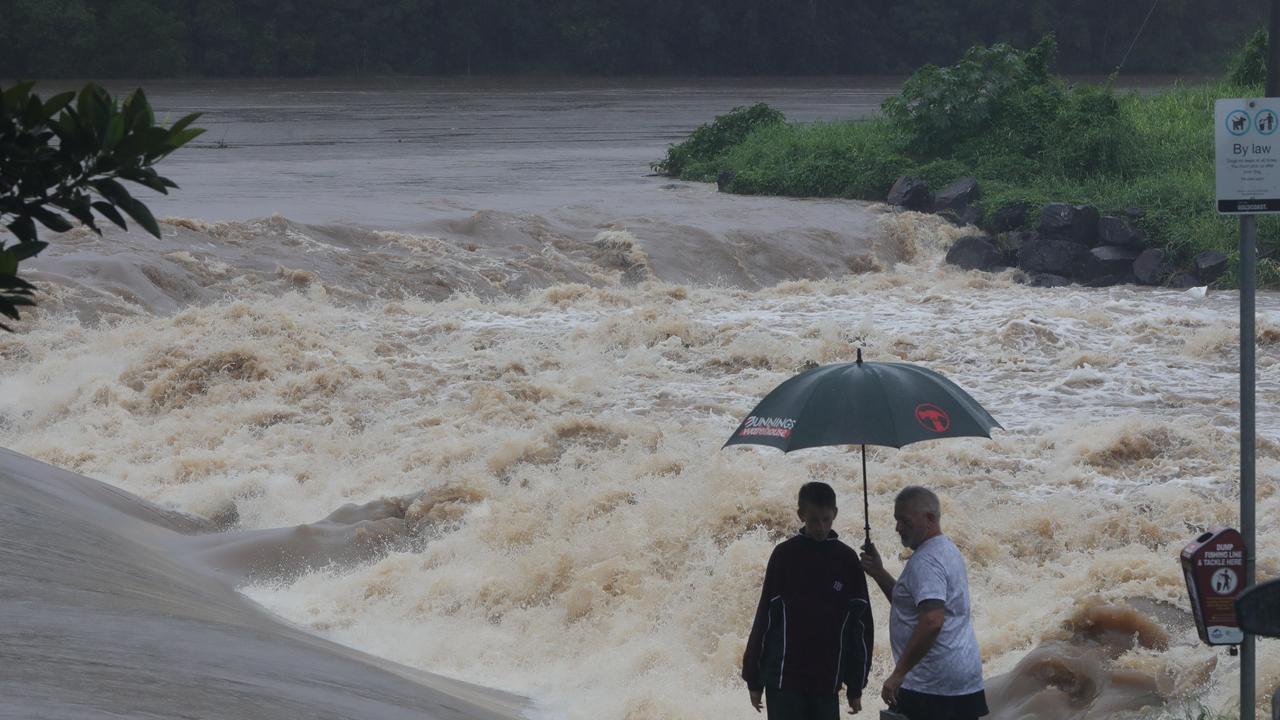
[96,76,901,225]
[2,77,1277,719]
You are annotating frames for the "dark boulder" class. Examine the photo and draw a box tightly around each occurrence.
[1133,248,1172,285]
[988,202,1028,233]
[1024,273,1071,288]
[1038,203,1100,246]
[1018,235,1091,278]
[1123,207,1146,221]
[887,176,934,212]
[1001,231,1035,266]
[1084,246,1141,280]
[936,177,980,211]
[945,234,1005,271]
[1168,272,1201,289]
[716,170,736,192]
[1083,274,1133,288]
[1194,250,1229,284]
[939,206,983,227]
[1096,216,1146,249]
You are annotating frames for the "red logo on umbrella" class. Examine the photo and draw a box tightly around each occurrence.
[915,404,950,432]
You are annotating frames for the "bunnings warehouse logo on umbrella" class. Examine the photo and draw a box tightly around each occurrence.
[738,416,796,438]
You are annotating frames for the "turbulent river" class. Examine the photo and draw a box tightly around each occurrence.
[1,77,1277,719]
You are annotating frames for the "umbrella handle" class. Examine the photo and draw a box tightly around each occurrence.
[862,444,871,548]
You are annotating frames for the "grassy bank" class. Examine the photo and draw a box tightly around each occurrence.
[655,37,1280,287]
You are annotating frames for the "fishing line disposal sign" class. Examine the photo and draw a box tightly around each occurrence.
[1181,525,1246,645]
[1216,98,1280,214]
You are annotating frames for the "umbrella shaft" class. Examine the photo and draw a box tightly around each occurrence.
[862,445,871,547]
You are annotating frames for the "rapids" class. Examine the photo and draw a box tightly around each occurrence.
[2,78,1278,719]
[2,204,1277,719]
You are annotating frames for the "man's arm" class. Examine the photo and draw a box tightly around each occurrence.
[881,600,945,705]
[859,542,895,601]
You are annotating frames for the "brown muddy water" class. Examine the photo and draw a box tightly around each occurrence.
[1,78,1277,719]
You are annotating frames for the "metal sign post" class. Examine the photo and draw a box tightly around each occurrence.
[1214,97,1268,720]
[1241,213,1257,720]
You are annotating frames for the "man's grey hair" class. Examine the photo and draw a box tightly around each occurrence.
[895,486,941,519]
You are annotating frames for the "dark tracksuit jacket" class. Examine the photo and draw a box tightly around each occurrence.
[742,530,874,698]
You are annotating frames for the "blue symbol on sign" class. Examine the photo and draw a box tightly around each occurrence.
[1228,110,1250,135]
[1257,109,1278,135]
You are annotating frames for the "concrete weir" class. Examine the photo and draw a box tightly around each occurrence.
[0,447,526,720]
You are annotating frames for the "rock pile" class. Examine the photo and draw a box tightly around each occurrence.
[887,175,1229,288]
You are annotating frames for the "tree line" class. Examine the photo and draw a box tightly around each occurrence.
[0,0,1268,78]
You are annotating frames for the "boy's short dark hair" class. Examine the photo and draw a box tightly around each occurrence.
[798,481,837,509]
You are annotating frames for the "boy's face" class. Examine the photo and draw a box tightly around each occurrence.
[797,501,837,540]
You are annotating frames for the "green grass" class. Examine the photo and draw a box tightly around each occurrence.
[660,80,1280,287]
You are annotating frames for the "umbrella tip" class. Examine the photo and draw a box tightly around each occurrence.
[856,347,862,365]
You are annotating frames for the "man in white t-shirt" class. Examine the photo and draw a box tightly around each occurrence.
[860,486,988,720]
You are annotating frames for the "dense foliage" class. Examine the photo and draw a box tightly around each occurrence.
[1228,28,1269,87]
[882,36,1059,155]
[651,104,784,178]
[0,0,1267,78]
[655,33,1280,286]
[0,83,202,329]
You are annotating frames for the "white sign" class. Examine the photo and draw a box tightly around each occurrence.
[1216,98,1280,213]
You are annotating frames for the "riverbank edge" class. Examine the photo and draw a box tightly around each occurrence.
[659,81,1280,289]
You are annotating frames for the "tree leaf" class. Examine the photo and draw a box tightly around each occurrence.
[105,113,125,149]
[1,82,35,111]
[7,241,49,261]
[0,297,23,321]
[6,216,36,244]
[42,91,75,119]
[30,207,73,232]
[0,274,37,291]
[168,112,202,135]
[169,127,206,148]
[91,201,129,230]
[91,177,132,205]
[120,197,160,238]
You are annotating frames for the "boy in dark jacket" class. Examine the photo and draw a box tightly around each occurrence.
[743,482,874,718]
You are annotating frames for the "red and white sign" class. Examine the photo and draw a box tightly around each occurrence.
[1181,526,1246,645]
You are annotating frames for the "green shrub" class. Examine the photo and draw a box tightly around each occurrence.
[1227,28,1268,87]
[882,35,1058,155]
[651,103,785,180]
[719,120,906,198]
[1045,84,1139,178]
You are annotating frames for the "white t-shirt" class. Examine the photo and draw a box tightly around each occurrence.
[889,534,984,695]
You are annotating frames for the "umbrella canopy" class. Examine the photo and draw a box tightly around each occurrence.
[724,352,1000,452]
[723,349,1000,545]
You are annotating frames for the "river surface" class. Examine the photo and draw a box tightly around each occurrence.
[89,76,901,225]
[3,77,1278,719]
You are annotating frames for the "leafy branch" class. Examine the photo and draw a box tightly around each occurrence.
[0,82,203,330]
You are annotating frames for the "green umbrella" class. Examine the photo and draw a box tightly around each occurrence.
[723,349,1001,547]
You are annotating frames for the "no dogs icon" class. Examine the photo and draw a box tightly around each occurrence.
[1228,109,1250,135]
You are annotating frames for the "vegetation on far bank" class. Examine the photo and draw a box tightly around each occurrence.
[0,0,1266,78]
[654,33,1280,288]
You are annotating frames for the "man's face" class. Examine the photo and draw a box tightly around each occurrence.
[894,502,931,549]
[798,501,837,540]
